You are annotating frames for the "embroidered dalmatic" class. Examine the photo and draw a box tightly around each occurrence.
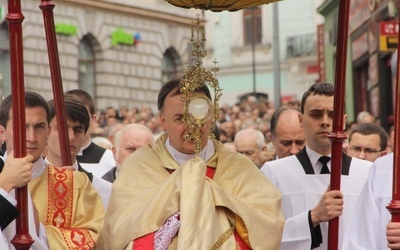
[29,165,104,249]
[100,134,284,250]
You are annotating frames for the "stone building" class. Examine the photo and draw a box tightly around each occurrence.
[0,0,197,111]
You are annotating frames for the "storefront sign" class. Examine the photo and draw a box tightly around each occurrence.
[379,21,398,52]
[111,28,141,47]
[55,23,77,36]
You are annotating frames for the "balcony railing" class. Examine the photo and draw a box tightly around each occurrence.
[286,34,316,58]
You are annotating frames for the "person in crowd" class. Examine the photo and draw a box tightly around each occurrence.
[102,123,154,183]
[234,128,267,168]
[219,120,235,142]
[261,82,372,249]
[0,92,104,249]
[99,78,284,249]
[346,123,388,162]
[47,96,112,208]
[92,136,114,150]
[270,107,306,159]
[388,125,395,153]
[356,110,376,124]
[66,89,115,178]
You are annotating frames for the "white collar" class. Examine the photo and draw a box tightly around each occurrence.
[44,157,79,171]
[77,139,92,156]
[305,146,331,173]
[165,138,215,166]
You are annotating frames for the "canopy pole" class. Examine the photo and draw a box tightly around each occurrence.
[39,0,72,166]
[327,0,351,249]
[6,1,34,248]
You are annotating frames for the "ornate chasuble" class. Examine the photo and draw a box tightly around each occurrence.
[101,135,284,250]
[28,165,105,249]
[132,166,251,250]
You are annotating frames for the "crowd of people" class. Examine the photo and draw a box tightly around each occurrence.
[0,78,398,249]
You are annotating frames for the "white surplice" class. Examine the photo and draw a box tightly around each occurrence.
[1,156,49,250]
[342,153,394,250]
[260,147,372,249]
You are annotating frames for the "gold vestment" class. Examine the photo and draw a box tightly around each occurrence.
[100,134,284,250]
[29,165,105,249]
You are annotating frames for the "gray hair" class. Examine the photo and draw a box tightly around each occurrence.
[234,128,265,149]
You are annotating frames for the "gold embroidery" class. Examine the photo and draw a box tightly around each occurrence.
[210,227,234,250]
[72,231,84,245]
[56,182,66,194]
[54,212,65,227]
[46,165,73,228]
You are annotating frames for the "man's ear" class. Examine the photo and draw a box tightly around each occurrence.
[92,113,98,122]
[0,125,6,143]
[343,114,348,130]
[298,113,303,127]
[159,112,166,130]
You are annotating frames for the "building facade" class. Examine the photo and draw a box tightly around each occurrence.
[202,0,324,106]
[0,0,197,111]
[318,0,396,129]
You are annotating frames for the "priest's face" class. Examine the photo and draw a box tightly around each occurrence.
[5,107,50,162]
[47,117,86,164]
[299,94,334,155]
[159,88,212,154]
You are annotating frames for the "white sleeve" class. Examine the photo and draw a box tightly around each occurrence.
[261,163,313,250]
[0,230,9,250]
[341,170,381,250]
[280,211,312,250]
[91,176,112,209]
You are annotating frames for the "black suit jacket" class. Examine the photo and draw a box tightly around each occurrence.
[102,167,116,183]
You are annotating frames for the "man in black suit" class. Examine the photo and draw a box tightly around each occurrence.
[102,123,154,183]
[66,89,115,178]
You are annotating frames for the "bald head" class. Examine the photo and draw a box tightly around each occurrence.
[270,108,306,159]
[113,123,154,170]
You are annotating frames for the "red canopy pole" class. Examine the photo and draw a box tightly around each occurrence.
[386,14,400,224]
[327,0,351,249]
[39,0,72,166]
[6,1,34,249]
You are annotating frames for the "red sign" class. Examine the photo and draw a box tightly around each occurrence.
[307,65,320,74]
[380,21,399,35]
[379,21,398,52]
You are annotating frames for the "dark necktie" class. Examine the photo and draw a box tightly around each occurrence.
[319,156,331,174]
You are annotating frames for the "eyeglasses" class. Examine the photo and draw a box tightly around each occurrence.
[349,146,381,154]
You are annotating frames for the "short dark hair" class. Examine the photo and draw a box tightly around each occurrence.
[270,107,300,136]
[65,89,95,115]
[300,82,334,114]
[348,123,389,151]
[48,94,90,134]
[0,91,50,128]
[157,78,212,112]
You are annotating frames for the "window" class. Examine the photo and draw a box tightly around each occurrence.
[78,35,95,97]
[162,47,182,84]
[243,7,262,45]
